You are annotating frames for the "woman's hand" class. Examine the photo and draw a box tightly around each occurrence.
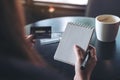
[73,45,97,80]
[25,34,35,47]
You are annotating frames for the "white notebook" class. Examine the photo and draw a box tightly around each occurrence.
[54,22,94,65]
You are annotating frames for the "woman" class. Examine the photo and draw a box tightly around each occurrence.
[0,0,97,80]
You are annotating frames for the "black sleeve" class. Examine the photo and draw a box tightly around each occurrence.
[0,58,68,80]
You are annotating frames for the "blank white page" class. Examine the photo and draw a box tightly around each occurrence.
[54,22,94,65]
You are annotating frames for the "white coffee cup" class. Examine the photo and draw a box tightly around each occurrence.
[95,14,120,42]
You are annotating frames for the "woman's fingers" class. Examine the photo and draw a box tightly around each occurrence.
[26,34,35,43]
[88,45,97,60]
[73,45,86,61]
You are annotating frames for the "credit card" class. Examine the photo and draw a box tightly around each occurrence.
[30,26,51,39]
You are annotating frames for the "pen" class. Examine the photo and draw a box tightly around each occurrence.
[80,50,90,70]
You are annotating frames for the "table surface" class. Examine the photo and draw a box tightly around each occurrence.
[28,16,120,80]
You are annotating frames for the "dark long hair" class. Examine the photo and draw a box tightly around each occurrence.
[0,0,46,67]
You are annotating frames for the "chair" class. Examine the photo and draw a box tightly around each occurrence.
[85,0,120,18]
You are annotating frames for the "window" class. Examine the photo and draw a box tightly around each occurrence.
[33,0,88,5]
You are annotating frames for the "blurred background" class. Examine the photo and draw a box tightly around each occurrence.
[22,0,88,24]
